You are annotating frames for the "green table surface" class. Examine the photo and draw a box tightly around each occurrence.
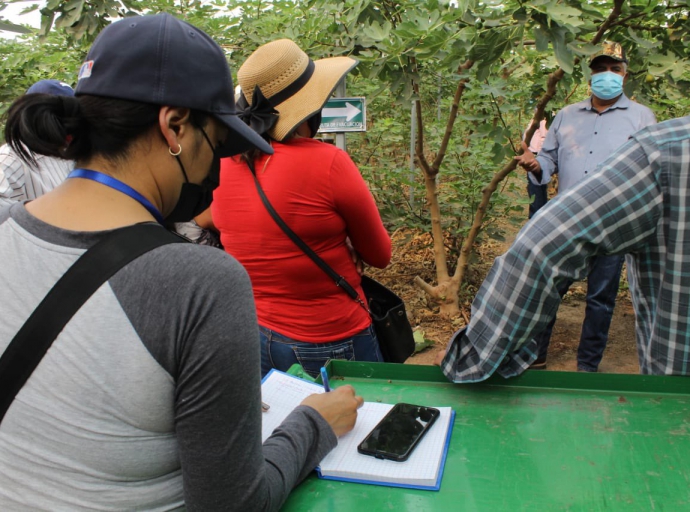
[280,361,690,512]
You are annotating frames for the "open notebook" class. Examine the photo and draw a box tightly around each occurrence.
[261,369,454,491]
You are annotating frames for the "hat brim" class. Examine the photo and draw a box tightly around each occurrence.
[589,54,627,65]
[268,56,358,141]
[215,112,274,157]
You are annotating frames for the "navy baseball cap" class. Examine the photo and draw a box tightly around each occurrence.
[75,13,272,157]
[26,79,74,97]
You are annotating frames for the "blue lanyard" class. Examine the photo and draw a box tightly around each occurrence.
[68,169,165,225]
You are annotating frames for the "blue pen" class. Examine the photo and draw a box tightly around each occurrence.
[320,367,331,392]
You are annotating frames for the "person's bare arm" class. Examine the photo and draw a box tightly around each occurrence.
[194,206,216,232]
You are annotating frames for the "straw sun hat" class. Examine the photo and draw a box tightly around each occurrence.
[237,39,358,142]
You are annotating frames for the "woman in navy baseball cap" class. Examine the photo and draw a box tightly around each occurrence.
[0,13,362,510]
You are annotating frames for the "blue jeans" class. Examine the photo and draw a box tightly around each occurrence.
[260,325,383,378]
[535,254,624,372]
[527,176,548,219]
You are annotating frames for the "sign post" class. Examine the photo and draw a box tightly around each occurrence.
[319,97,366,134]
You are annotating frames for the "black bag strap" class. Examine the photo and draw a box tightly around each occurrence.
[247,160,364,305]
[0,223,186,425]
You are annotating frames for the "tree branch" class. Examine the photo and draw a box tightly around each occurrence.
[364,132,385,165]
[452,157,518,286]
[490,92,517,154]
[413,97,433,176]
[564,83,580,103]
[609,11,649,28]
[414,275,436,295]
[408,57,434,178]
[430,59,474,174]
[501,56,528,79]
[591,0,625,44]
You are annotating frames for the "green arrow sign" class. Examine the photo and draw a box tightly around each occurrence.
[319,97,366,133]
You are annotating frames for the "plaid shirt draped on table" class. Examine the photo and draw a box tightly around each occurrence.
[443,116,690,382]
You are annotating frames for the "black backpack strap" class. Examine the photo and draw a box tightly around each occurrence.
[0,223,186,425]
[247,159,361,301]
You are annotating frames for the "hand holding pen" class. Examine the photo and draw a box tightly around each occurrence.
[300,370,364,437]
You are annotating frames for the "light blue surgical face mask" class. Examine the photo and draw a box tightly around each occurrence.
[591,71,624,100]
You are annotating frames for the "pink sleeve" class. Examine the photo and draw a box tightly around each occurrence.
[330,150,391,268]
[528,120,548,153]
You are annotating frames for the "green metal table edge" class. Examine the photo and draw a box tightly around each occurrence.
[319,360,690,395]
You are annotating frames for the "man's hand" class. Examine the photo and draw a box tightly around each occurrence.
[514,141,542,174]
[433,348,446,367]
[301,385,364,437]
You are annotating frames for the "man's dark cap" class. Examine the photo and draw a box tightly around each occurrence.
[75,13,272,157]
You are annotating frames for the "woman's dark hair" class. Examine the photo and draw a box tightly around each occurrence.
[241,133,272,167]
[5,94,208,166]
[238,109,322,166]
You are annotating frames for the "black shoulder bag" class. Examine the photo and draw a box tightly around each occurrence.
[247,160,415,363]
[0,224,186,426]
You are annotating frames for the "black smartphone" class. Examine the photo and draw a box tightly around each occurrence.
[357,403,440,462]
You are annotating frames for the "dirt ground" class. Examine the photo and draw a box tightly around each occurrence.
[375,201,639,374]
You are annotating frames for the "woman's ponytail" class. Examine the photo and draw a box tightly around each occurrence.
[5,94,86,165]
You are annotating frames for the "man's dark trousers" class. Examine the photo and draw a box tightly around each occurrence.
[535,254,625,371]
[527,177,548,218]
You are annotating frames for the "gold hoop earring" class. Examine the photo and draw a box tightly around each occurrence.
[168,145,182,156]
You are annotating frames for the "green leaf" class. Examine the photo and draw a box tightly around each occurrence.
[39,10,55,36]
[470,28,513,80]
[513,7,528,24]
[0,20,31,33]
[63,0,84,11]
[413,330,434,353]
[627,27,660,50]
[394,21,423,39]
[551,28,574,74]
[55,8,83,29]
[362,20,390,41]
[648,52,684,77]
[567,42,601,58]
[491,142,506,164]
[533,25,549,52]
[544,2,584,28]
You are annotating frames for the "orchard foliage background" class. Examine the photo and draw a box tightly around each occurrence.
[1,0,689,316]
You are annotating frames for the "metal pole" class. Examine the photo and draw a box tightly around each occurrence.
[409,102,416,205]
[437,75,442,120]
[335,80,346,152]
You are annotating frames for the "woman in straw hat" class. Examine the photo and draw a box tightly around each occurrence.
[0,15,362,510]
[212,39,392,378]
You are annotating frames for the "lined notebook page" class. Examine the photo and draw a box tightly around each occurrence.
[260,370,453,489]
[261,371,324,443]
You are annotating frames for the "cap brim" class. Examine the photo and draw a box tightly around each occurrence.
[215,112,274,157]
[589,52,627,65]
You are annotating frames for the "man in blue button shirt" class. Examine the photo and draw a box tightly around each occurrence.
[514,42,656,372]
[440,115,690,382]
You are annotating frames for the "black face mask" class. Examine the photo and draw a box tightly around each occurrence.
[307,111,322,138]
[166,128,221,223]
